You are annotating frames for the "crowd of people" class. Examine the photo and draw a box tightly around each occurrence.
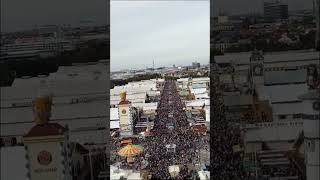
[110,77,305,180]
[141,80,209,179]
[110,80,209,179]
[210,75,254,180]
[211,72,304,180]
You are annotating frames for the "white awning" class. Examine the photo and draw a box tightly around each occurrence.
[110,121,119,129]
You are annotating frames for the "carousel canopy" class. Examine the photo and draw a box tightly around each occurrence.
[118,144,143,157]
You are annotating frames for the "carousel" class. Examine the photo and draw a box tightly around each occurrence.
[118,143,143,166]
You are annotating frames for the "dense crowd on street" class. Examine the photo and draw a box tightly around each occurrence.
[110,80,209,179]
[210,76,254,180]
[142,80,209,179]
[110,78,305,179]
[210,73,303,180]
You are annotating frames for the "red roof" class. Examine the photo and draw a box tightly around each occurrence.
[24,123,65,137]
[119,100,131,105]
[121,139,132,144]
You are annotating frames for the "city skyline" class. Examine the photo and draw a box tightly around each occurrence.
[1,0,314,32]
[111,60,209,73]
[1,0,109,32]
[211,0,314,16]
[111,1,210,72]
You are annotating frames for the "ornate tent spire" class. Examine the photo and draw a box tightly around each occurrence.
[33,80,53,125]
[120,89,127,102]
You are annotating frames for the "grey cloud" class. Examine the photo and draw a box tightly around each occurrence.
[111,1,209,71]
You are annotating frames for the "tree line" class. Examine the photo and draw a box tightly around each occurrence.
[111,73,162,88]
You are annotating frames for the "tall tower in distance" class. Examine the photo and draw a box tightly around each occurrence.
[263,0,288,22]
[153,59,155,70]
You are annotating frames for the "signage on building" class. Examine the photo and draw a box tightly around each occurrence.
[26,141,63,180]
[252,64,263,76]
[34,149,57,176]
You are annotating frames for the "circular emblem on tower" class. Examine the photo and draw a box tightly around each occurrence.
[37,150,52,166]
[253,64,263,76]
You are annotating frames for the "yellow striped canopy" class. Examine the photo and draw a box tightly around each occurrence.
[118,144,143,157]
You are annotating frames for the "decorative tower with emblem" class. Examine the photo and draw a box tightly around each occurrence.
[249,49,265,87]
[23,80,72,180]
[118,90,134,137]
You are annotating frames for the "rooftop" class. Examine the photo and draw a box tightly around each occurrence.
[215,50,320,65]
[223,95,254,106]
[258,84,308,103]
[186,99,210,107]
[24,123,65,138]
[264,69,306,85]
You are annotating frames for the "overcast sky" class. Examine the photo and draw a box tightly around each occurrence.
[1,0,314,32]
[1,0,109,32]
[111,1,210,72]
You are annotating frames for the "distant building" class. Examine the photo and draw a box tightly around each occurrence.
[192,62,200,69]
[315,0,320,49]
[217,16,229,24]
[37,25,62,38]
[264,0,289,22]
